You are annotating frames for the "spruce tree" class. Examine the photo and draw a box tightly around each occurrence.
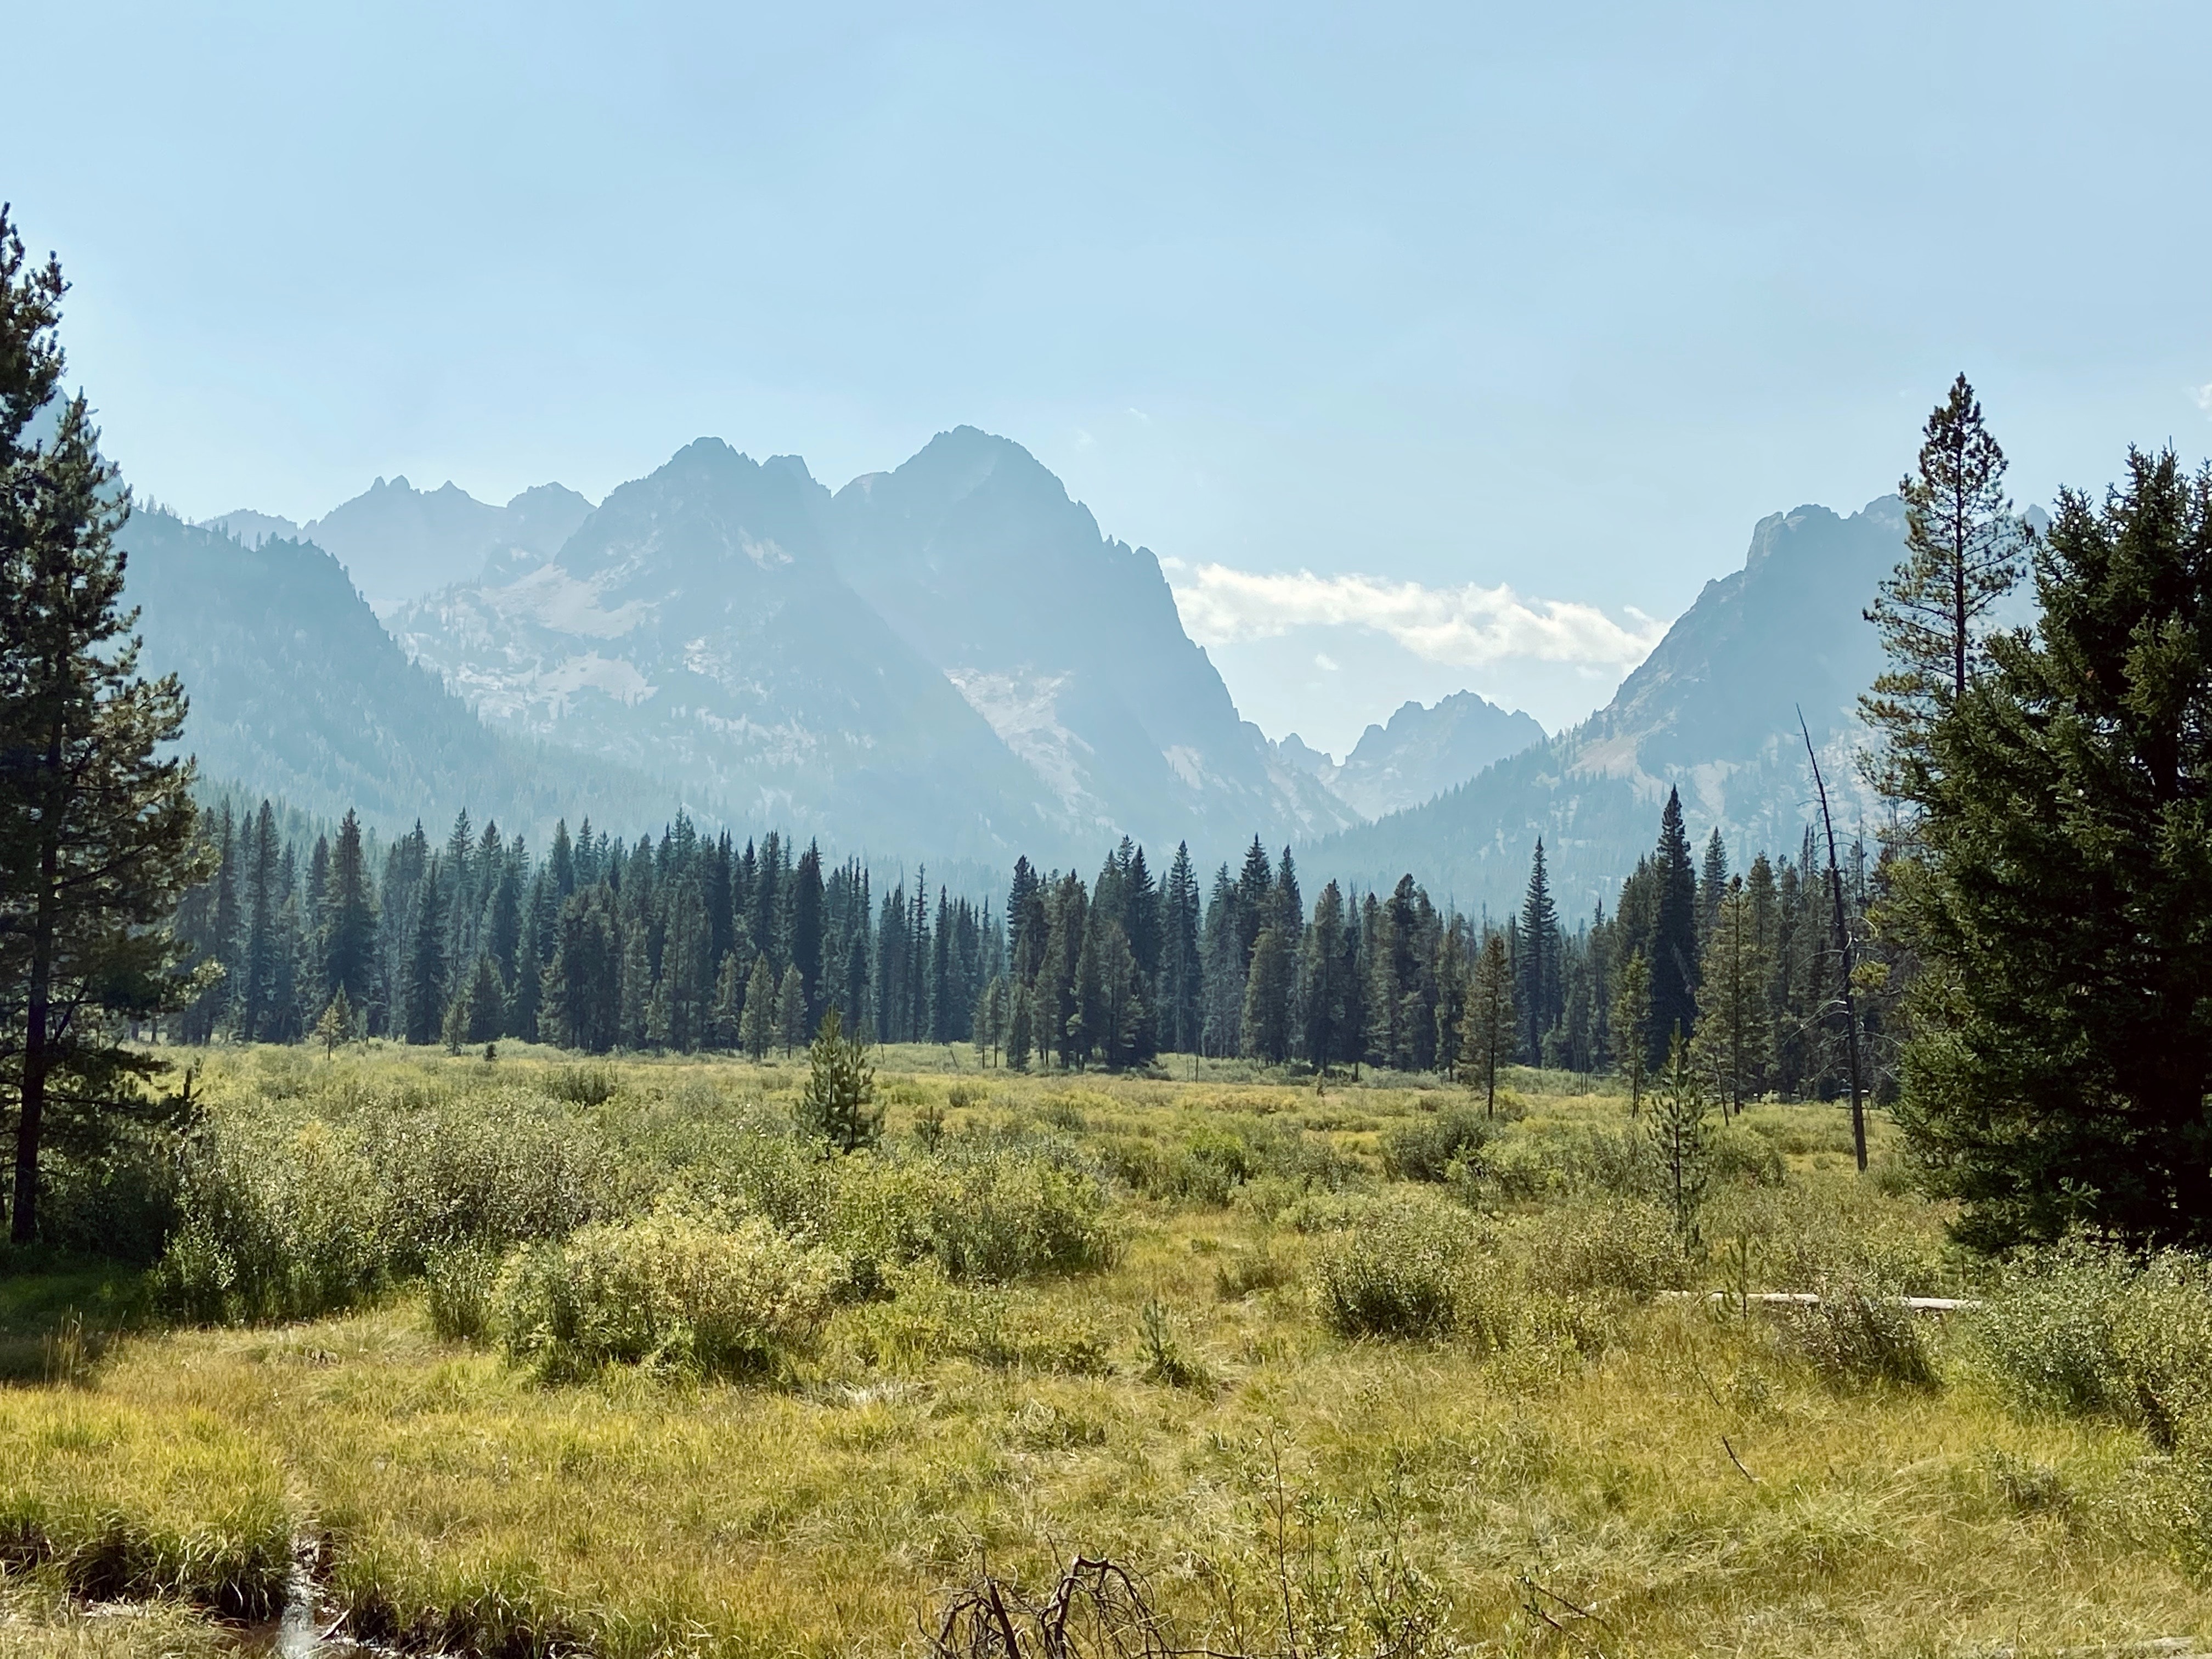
[323,809,379,1015]
[1863,373,2030,799]
[792,840,825,1028]
[313,987,355,1056]
[1458,930,1516,1114]
[0,291,211,1207]
[709,950,744,1049]
[797,1006,879,1153]
[1297,881,1350,1072]
[1160,843,1201,1054]
[403,861,449,1044]
[1516,839,1560,1062]
[464,952,505,1044]
[1696,828,1728,945]
[1647,789,1700,1067]
[1006,980,1034,1071]
[1690,876,1772,1117]
[1240,923,1293,1063]
[1611,950,1652,1113]
[1647,1034,1711,1235]
[775,963,806,1056]
[739,952,775,1059]
[1892,447,2212,1249]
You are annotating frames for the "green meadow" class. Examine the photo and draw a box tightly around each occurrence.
[4,1043,2209,1657]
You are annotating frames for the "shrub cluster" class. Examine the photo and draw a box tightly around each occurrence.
[1381,1107,1490,1183]
[154,1093,601,1323]
[1783,1278,1938,1388]
[1311,1201,1474,1339]
[494,1205,845,1380]
[1977,1242,2212,1448]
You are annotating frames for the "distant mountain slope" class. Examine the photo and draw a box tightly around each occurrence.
[295,476,595,610]
[828,427,1360,853]
[1306,497,1901,915]
[391,439,1065,862]
[392,429,1358,866]
[1282,692,1545,820]
[119,510,676,838]
[198,507,300,546]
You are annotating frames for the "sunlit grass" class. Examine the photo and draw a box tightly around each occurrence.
[2,1046,2205,1656]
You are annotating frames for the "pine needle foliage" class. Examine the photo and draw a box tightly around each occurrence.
[1892,447,2212,1250]
[798,1006,881,1154]
[1863,373,2031,802]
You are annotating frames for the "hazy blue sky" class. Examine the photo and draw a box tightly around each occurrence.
[9,2,2210,749]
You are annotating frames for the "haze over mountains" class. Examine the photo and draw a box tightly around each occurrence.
[147,426,1906,899]
[1277,693,1547,821]
[205,477,595,611]
[1315,498,1903,916]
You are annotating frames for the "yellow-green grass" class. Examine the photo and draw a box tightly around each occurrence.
[2,1046,2206,1656]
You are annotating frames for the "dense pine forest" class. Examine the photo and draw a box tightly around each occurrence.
[167,787,1886,1102]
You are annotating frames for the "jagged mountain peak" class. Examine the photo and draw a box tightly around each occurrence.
[1276,692,1545,823]
[380,430,1356,864]
[1307,494,1903,915]
[555,439,833,585]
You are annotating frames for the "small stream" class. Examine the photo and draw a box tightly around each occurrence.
[230,1564,371,1658]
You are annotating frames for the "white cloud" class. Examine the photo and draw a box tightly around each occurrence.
[2193,382,2212,415]
[1168,563,1666,674]
[1313,652,1340,672]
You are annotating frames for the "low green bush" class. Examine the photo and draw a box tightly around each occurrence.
[834,1263,1111,1374]
[1977,1242,2212,1448]
[154,1118,390,1323]
[495,1205,844,1381]
[153,1096,604,1324]
[1514,1200,1693,1300]
[545,1063,619,1107]
[922,1143,1117,1281]
[1312,1203,1469,1339]
[1783,1279,1938,1389]
[1382,1107,1490,1183]
[425,1245,498,1341]
[1707,1122,1787,1188]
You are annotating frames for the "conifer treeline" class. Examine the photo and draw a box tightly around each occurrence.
[165,787,1881,1098]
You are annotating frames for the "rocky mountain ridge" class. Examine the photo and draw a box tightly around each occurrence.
[1305,496,1904,916]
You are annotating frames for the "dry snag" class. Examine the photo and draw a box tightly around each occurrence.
[932,1557,1222,1659]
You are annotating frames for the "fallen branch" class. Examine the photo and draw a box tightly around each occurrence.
[1662,1291,1979,1313]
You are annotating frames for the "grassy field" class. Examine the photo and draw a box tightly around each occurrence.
[2,1042,2209,1657]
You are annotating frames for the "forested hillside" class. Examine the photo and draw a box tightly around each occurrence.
[119,510,685,837]
[182,777,1880,1118]
[1310,497,1903,916]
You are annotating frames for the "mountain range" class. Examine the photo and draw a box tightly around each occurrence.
[1309,496,1904,917]
[1276,693,1547,821]
[147,430,1913,902]
[205,477,595,611]
[119,510,676,839]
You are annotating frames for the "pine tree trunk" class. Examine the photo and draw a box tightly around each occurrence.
[12,716,63,1244]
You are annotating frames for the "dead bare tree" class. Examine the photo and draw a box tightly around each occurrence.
[1800,707,1867,1172]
